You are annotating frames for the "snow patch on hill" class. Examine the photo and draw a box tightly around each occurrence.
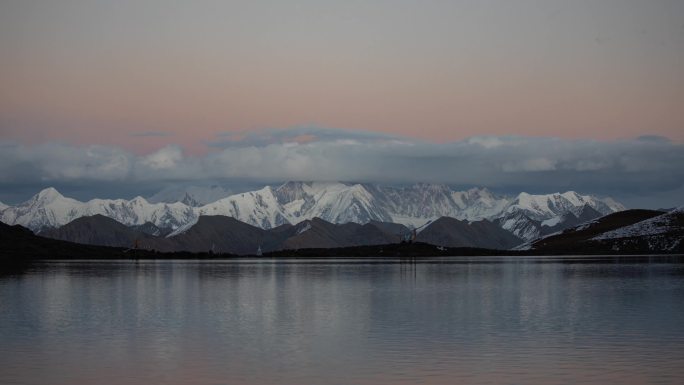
[592,207,683,241]
[166,216,199,238]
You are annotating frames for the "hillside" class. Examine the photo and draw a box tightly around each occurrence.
[416,217,522,249]
[526,209,683,253]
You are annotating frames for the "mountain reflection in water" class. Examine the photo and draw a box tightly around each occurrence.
[1,256,683,385]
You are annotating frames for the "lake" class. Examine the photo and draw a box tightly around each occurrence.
[1,256,684,384]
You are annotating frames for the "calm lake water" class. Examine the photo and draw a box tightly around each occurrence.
[1,256,684,385]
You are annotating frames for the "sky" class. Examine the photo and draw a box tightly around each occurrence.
[0,0,683,207]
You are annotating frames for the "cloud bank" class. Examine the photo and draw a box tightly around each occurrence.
[0,129,682,207]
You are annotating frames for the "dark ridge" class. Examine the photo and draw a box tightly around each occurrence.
[130,222,173,237]
[41,214,158,248]
[35,215,411,255]
[159,215,294,254]
[417,217,522,249]
[577,204,603,222]
[367,220,409,236]
[0,221,237,263]
[280,218,400,250]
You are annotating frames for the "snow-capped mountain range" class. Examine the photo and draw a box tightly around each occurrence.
[0,182,625,241]
[0,187,197,233]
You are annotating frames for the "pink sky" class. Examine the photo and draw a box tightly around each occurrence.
[1,0,683,154]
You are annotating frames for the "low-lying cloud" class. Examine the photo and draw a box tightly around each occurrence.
[0,129,682,208]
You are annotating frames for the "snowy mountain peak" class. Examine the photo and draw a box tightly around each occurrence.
[506,191,615,220]
[274,182,308,205]
[180,192,199,207]
[130,196,148,204]
[34,187,64,202]
[198,185,289,229]
[558,191,590,208]
[601,197,627,213]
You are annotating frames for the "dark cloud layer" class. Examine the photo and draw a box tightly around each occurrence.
[0,129,682,208]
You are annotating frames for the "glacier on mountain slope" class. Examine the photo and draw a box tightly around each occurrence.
[198,186,290,229]
[494,191,623,240]
[276,182,393,225]
[496,211,542,241]
[0,182,625,241]
[503,191,618,220]
[353,183,525,228]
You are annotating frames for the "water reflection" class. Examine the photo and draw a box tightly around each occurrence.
[1,258,684,384]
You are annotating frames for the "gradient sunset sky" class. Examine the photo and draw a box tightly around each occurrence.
[0,0,683,206]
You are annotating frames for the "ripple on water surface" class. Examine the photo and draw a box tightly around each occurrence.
[1,257,683,385]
